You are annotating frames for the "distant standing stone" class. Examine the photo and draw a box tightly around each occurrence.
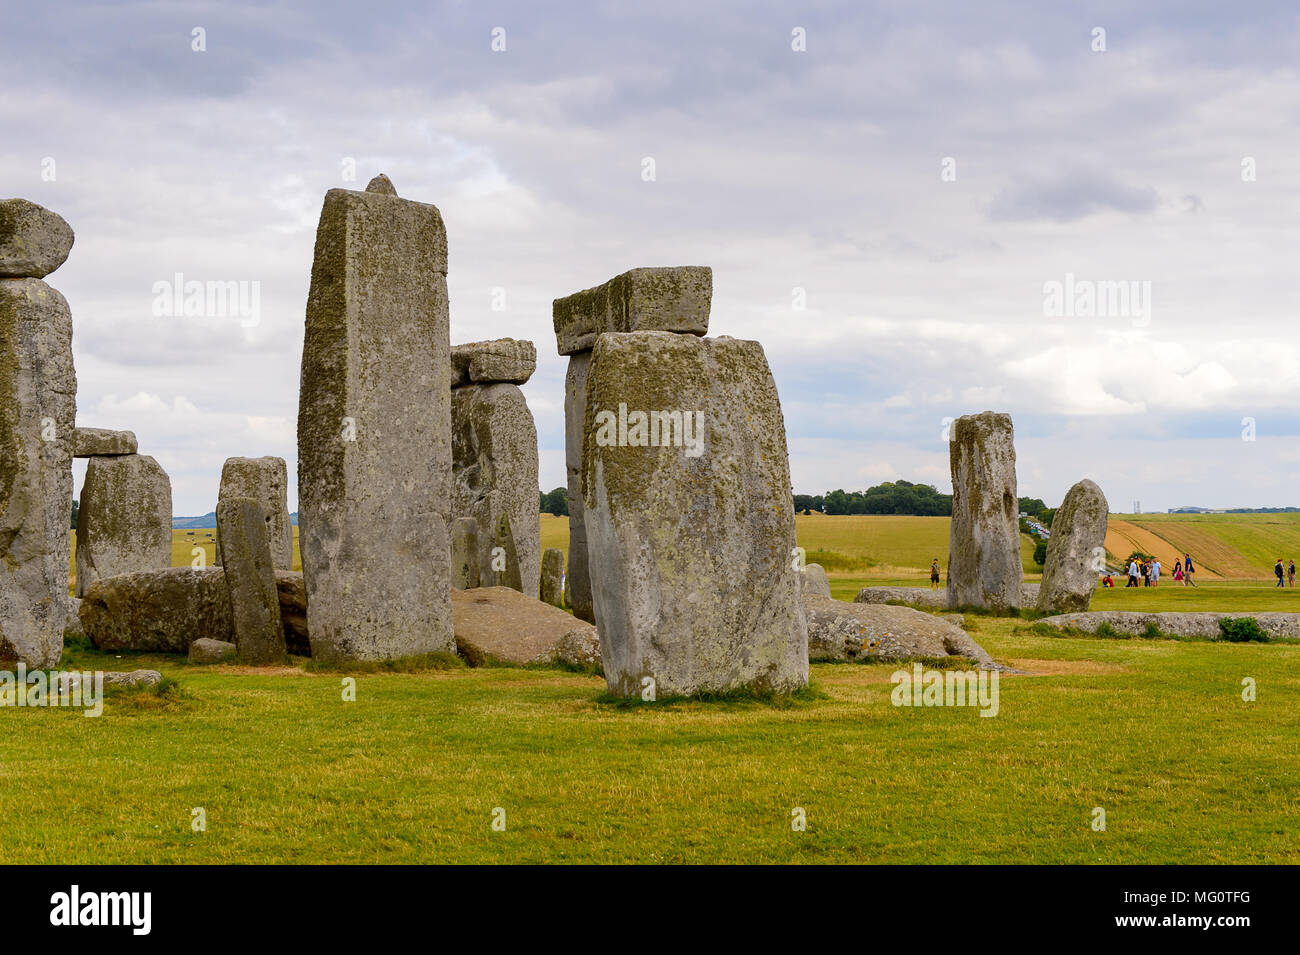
[947,411,1021,614]
[799,563,831,598]
[216,497,287,664]
[452,517,480,589]
[74,453,171,598]
[1037,479,1109,614]
[0,198,75,278]
[540,548,565,607]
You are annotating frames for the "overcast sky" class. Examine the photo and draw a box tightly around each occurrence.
[4,1,1297,514]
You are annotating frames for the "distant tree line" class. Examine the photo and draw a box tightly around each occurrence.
[540,487,569,516]
[792,483,1059,524]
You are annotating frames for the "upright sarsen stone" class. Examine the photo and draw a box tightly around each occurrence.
[0,277,76,667]
[216,496,286,664]
[540,548,564,607]
[562,350,594,621]
[451,517,480,589]
[297,178,454,661]
[1038,479,1109,614]
[947,411,1021,613]
[583,331,807,697]
[74,454,170,598]
[215,456,292,570]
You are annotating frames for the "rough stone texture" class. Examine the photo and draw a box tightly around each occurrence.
[59,669,162,693]
[297,182,454,661]
[450,338,536,387]
[365,174,397,196]
[64,597,84,637]
[216,497,286,664]
[452,586,601,667]
[0,199,74,278]
[214,456,292,570]
[450,383,539,597]
[540,547,564,607]
[583,331,807,697]
[805,595,994,665]
[0,278,76,667]
[799,563,831,598]
[451,517,480,589]
[562,351,595,622]
[273,570,310,656]
[1036,610,1300,641]
[854,586,950,609]
[71,427,137,457]
[188,637,237,664]
[80,567,234,653]
[1037,479,1108,614]
[553,267,712,356]
[1020,582,1040,604]
[74,453,171,598]
[947,411,1021,613]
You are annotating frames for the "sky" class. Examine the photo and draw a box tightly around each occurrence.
[3,0,1298,515]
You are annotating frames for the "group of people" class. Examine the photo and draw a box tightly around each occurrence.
[1274,559,1296,588]
[1100,553,1201,588]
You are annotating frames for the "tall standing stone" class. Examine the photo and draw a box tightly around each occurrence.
[583,330,807,697]
[215,456,292,570]
[540,548,564,607]
[947,411,1021,613]
[451,517,480,589]
[216,496,286,664]
[74,454,172,597]
[0,273,76,667]
[297,176,454,661]
[1038,479,1109,614]
[554,266,712,624]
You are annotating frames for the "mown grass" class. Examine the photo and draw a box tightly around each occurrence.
[4,619,1297,864]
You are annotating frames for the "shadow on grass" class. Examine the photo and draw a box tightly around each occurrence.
[595,681,830,711]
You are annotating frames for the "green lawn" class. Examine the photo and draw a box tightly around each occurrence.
[5,619,1297,864]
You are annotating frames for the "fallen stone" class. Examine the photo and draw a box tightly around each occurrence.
[297,179,454,661]
[80,567,233,653]
[1037,479,1108,614]
[947,411,1021,613]
[540,548,564,607]
[553,266,712,355]
[188,637,237,664]
[71,427,137,457]
[450,338,536,387]
[74,454,172,598]
[216,497,286,664]
[60,669,163,692]
[0,276,76,668]
[805,595,994,665]
[1036,610,1300,641]
[799,563,831,597]
[215,456,293,570]
[854,586,949,609]
[0,198,75,278]
[451,517,481,589]
[451,586,601,668]
[583,331,807,697]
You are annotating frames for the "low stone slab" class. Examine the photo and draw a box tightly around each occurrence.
[189,638,237,664]
[1036,610,1300,640]
[58,669,162,693]
[854,586,950,609]
[81,567,234,653]
[798,563,831,597]
[450,338,536,386]
[805,595,994,665]
[452,586,601,668]
[552,266,712,355]
[71,427,138,457]
[0,198,75,278]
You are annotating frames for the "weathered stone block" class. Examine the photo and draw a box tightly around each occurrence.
[215,456,292,570]
[81,567,233,653]
[799,563,831,597]
[552,266,711,356]
[0,199,74,278]
[71,427,137,457]
[216,497,286,664]
[74,453,171,598]
[1038,479,1109,614]
[451,517,480,589]
[450,338,536,387]
[583,331,807,697]
[947,411,1021,613]
[563,351,595,622]
[540,547,564,607]
[189,637,237,664]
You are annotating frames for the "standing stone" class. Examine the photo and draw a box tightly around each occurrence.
[0,276,76,667]
[1038,479,1109,614]
[947,411,1021,613]
[216,497,286,664]
[554,267,712,625]
[74,454,171,598]
[215,456,292,570]
[452,517,480,589]
[798,563,832,598]
[297,177,454,661]
[450,381,539,597]
[583,330,807,697]
[0,199,75,278]
[540,548,565,607]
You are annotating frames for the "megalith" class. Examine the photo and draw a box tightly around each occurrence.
[215,456,292,570]
[947,411,1021,613]
[583,330,807,697]
[1038,479,1109,614]
[71,427,136,457]
[74,454,172,597]
[449,339,539,597]
[553,266,712,623]
[451,517,480,589]
[0,206,77,666]
[540,548,564,607]
[216,496,286,664]
[297,175,454,661]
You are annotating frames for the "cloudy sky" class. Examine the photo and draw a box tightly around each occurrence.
[4,0,1297,514]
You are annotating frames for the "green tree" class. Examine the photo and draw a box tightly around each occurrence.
[1033,540,1048,566]
[539,487,569,517]
[70,498,78,530]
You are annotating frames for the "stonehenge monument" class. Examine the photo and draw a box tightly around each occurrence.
[947,411,1022,614]
[74,454,172,597]
[582,327,808,697]
[554,266,712,623]
[1038,479,1109,614]
[216,497,287,664]
[449,338,540,596]
[214,456,293,571]
[297,175,455,661]
[0,199,77,667]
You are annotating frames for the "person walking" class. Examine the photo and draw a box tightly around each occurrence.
[1151,558,1161,587]
[1173,558,1183,583]
[1127,557,1140,587]
[930,558,941,591]
[1183,553,1197,587]
[1275,558,1286,588]
[1289,560,1295,588]
[1142,559,1151,587]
